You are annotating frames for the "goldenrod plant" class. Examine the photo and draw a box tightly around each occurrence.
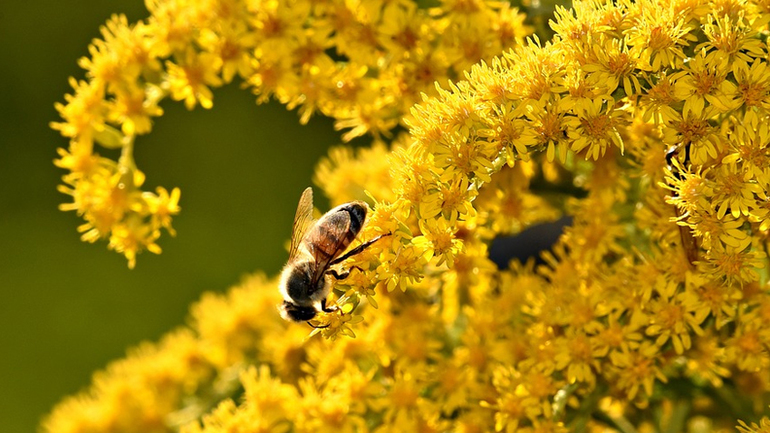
[47,0,770,432]
[52,0,530,268]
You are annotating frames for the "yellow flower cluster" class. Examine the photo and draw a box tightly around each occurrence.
[52,0,530,267]
[45,0,770,431]
[740,415,770,433]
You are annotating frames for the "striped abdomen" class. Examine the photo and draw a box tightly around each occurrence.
[304,201,367,265]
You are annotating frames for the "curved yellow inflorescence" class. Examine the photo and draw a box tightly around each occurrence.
[52,0,531,267]
[45,0,770,431]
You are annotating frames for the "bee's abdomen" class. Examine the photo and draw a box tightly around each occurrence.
[342,202,367,238]
[309,201,367,259]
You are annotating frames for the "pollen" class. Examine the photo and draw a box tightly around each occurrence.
[736,330,762,355]
[390,382,420,408]
[675,118,709,145]
[581,113,612,138]
[648,26,673,50]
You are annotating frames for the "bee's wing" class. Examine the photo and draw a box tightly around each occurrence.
[289,187,315,260]
[308,210,353,285]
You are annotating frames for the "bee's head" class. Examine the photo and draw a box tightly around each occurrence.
[278,300,318,322]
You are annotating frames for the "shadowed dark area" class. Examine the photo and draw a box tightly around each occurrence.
[488,216,573,268]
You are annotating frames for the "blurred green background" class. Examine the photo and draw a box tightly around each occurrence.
[0,2,347,432]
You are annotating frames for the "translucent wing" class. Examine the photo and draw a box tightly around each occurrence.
[307,211,352,286]
[289,187,315,260]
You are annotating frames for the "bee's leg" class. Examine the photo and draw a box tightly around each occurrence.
[307,321,330,329]
[329,232,392,266]
[327,266,363,281]
[321,297,340,313]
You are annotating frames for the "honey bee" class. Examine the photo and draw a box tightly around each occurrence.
[278,187,390,326]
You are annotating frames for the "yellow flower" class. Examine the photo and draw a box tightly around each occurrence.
[108,217,162,269]
[145,0,198,57]
[190,275,277,368]
[78,15,136,91]
[196,22,255,84]
[557,67,609,117]
[295,377,368,433]
[54,138,102,178]
[313,142,398,207]
[565,97,625,160]
[699,13,767,65]
[553,330,600,385]
[166,48,223,110]
[644,277,709,354]
[418,174,477,223]
[637,71,681,123]
[583,36,641,97]
[662,98,721,165]
[725,111,770,190]
[699,237,766,285]
[590,312,644,358]
[439,239,496,322]
[309,306,365,340]
[185,365,298,433]
[431,134,499,183]
[362,198,412,240]
[609,342,667,402]
[107,84,164,136]
[488,364,556,432]
[432,357,472,413]
[391,142,437,210]
[730,59,770,110]
[376,1,426,60]
[331,83,400,142]
[483,99,538,164]
[413,217,464,267]
[44,329,215,433]
[709,163,764,219]
[562,196,627,265]
[625,0,696,70]
[725,317,770,372]
[673,49,734,111]
[687,274,740,329]
[51,78,107,139]
[144,186,181,235]
[549,2,597,44]
[738,417,770,433]
[376,240,429,292]
[662,159,712,220]
[371,367,437,429]
[685,332,730,387]
[523,98,571,163]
